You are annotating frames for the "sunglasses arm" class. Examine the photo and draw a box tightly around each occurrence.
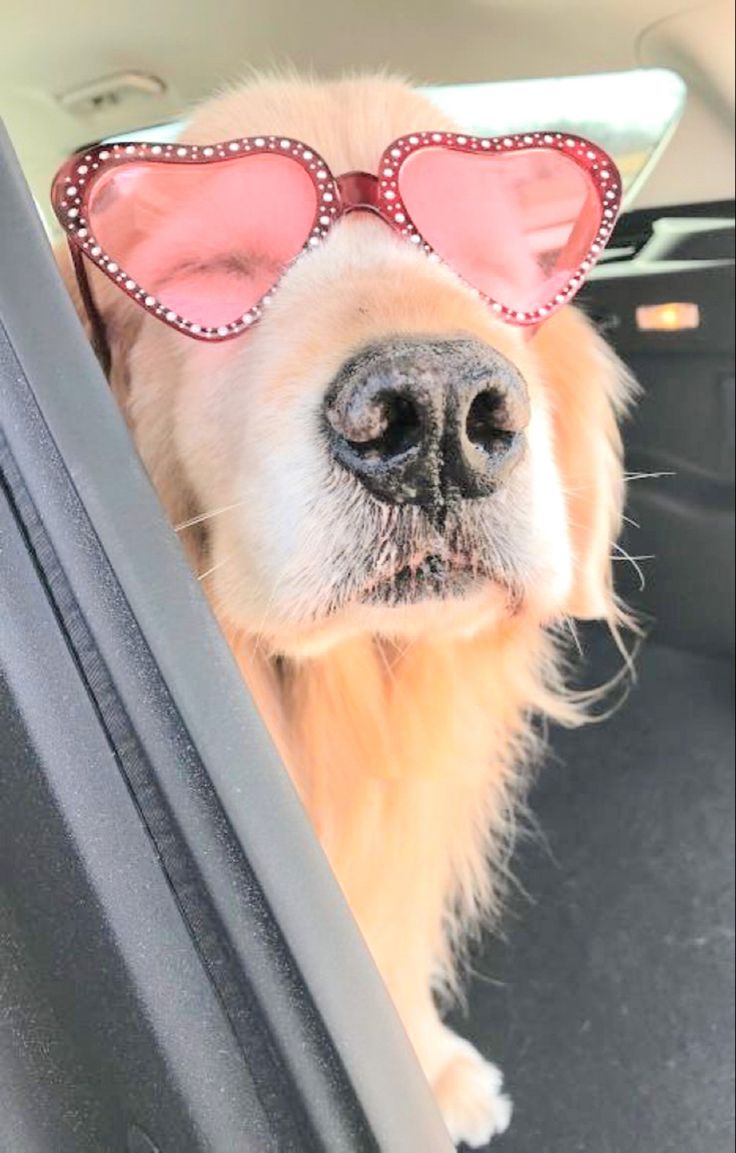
[70,243,112,378]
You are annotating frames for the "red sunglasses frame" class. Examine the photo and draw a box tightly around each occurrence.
[51,129,622,353]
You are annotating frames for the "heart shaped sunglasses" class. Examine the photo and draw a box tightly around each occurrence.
[52,130,622,357]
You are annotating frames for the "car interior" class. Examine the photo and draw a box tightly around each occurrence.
[1,2,734,1151]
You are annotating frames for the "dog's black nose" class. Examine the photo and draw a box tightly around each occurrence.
[324,337,530,507]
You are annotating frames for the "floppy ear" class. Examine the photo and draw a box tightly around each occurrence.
[534,306,637,621]
[54,241,143,408]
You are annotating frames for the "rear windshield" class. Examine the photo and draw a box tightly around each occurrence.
[424,69,686,203]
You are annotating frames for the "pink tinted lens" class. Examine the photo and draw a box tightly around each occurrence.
[398,146,602,314]
[87,153,319,328]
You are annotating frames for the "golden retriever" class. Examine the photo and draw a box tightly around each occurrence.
[56,75,634,1147]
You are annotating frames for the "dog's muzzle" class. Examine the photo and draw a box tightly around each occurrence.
[324,337,530,509]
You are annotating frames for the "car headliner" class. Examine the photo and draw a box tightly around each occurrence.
[0,0,734,219]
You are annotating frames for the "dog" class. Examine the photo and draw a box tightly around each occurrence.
[55,75,635,1147]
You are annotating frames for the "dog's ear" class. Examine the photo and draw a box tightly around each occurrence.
[54,241,143,408]
[535,307,636,621]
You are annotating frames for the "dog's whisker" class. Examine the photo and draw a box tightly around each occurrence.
[563,616,584,658]
[197,555,232,582]
[562,469,674,501]
[609,541,653,592]
[624,470,675,483]
[621,513,641,529]
[464,965,508,991]
[610,554,655,561]
[571,626,640,717]
[175,500,245,533]
[375,639,403,693]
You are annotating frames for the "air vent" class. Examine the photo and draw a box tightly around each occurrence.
[57,72,167,117]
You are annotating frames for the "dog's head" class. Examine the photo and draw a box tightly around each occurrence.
[58,77,633,657]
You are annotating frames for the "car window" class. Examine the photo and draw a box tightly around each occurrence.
[425,69,686,201]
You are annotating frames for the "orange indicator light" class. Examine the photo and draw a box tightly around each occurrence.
[636,302,701,332]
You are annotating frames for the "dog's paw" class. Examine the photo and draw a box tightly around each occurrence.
[432,1035,512,1148]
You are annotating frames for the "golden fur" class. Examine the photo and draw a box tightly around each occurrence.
[57,75,635,1146]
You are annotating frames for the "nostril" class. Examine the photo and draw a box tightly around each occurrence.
[465,390,516,456]
[328,390,423,461]
[325,339,531,505]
